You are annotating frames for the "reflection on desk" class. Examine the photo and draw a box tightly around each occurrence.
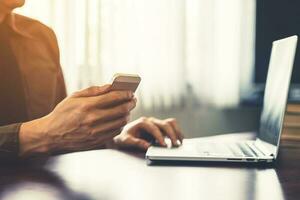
[0,133,299,200]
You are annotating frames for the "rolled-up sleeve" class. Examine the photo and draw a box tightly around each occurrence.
[0,123,21,159]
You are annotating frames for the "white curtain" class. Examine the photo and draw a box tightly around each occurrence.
[16,0,256,110]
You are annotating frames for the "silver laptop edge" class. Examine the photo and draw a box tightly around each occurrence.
[146,35,298,163]
[255,35,298,160]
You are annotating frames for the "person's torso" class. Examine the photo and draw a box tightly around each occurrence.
[0,13,66,124]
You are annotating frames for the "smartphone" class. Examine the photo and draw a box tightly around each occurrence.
[110,73,141,92]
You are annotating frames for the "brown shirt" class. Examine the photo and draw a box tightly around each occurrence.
[0,13,67,159]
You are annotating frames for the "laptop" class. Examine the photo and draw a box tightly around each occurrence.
[146,35,298,163]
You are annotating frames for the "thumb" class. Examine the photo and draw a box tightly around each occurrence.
[129,137,151,151]
[72,84,111,97]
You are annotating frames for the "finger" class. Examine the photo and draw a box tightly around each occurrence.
[83,99,136,129]
[167,118,184,142]
[86,100,136,125]
[137,118,167,147]
[101,99,136,121]
[126,137,151,151]
[91,116,130,136]
[90,90,134,108]
[72,84,111,97]
[151,118,179,147]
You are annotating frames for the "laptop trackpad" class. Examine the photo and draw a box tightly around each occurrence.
[146,137,244,158]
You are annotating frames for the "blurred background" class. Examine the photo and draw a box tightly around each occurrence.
[16,0,300,137]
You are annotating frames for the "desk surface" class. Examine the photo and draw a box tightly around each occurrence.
[0,133,299,200]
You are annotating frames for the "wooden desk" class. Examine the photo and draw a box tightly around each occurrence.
[0,133,299,200]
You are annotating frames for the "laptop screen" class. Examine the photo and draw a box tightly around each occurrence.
[258,36,298,156]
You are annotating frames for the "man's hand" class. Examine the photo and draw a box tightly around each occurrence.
[19,85,136,156]
[113,117,183,151]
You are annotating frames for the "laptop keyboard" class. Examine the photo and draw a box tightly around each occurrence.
[196,142,256,157]
[236,143,256,157]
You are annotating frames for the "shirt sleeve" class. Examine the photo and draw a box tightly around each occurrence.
[0,123,21,160]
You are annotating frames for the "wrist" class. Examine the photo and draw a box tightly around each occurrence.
[19,116,51,157]
[105,137,119,149]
